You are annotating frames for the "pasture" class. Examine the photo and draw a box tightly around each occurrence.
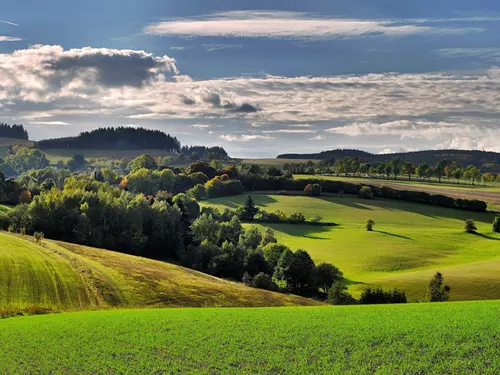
[202,194,500,301]
[0,232,319,315]
[41,148,175,163]
[0,301,498,374]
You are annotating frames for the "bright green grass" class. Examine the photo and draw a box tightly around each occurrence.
[202,194,500,301]
[0,232,319,314]
[0,204,12,213]
[0,301,498,374]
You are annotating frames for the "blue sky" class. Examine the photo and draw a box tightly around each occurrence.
[1,0,500,156]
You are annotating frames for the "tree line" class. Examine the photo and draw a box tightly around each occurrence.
[0,123,29,140]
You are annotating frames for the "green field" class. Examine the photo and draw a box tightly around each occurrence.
[202,194,500,301]
[0,301,498,374]
[0,232,319,314]
[0,137,34,156]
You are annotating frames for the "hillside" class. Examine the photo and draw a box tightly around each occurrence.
[278,149,500,168]
[0,232,320,314]
[0,301,498,374]
[202,194,500,301]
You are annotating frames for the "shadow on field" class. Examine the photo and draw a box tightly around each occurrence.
[375,230,413,240]
[268,223,332,238]
[319,196,372,210]
[213,194,279,208]
[473,232,500,241]
[344,278,366,286]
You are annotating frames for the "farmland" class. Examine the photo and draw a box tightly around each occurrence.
[0,231,319,315]
[0,301,498,374]
[202,194,500,301]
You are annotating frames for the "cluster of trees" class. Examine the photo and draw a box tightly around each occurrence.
[0,146,50,177]
[187,212,343,298]
[36,127,182,151]
[0,123,29,140]
[181,146,228,161]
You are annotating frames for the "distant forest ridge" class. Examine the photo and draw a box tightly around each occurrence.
[0,123,29,140]
[278,149,500,167]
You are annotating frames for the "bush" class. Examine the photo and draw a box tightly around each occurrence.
[251,272,278,291]
[359,287,407,304]
[304,183,321,196]
[366,219,375,231]
[464,219,477,233]
[0,212,12,230]
[359,186,374,199]
[33,231,44,244]
[428,272,451,302]
[289,212,306,223]
[327,281,356,305]
[493,216,500,233]
[186,184,207,200]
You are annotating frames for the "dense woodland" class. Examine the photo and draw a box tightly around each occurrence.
[0,123,29,140]
[35,127,182,151]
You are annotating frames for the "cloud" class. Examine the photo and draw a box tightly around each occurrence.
[144,11,473,40]
[289,124,313,127]
[191,124,211,129]
[0,20,18,26]
[0,36,22,42]
[230,103,259,113]
[202,44,243,52]
[262,129,316,134]
[309,135,325,141]
[29,121,69,125]
[436,48,500,62]
[219,134,274,142]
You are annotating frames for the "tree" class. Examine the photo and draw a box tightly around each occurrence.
[129,154,157,171]
[452,168,463,184]
[191,214,221,244]
[366,218,375,231]
[434,160,448,183]
[493,216,500,233]
[463,165,481,185]
[261,227,277,246]
[315,263,343,295]
[238,226,262,250]
[359,186,373,199]
[66,153,88,171]
[251,272,278,291]
[403,162,416,180]
[359,287,407,304]
[274,249,316,296]
[266,166,283,177]
[261,243,289,270]
[237,195,259,221]
[245,251,270,277]
[33,231,44,244]
[416,163,429,181]
[304,183,321,196]
[428,272,451,302]
[464,219,477,233]
[327,281,355,305]
[390,157,403,179]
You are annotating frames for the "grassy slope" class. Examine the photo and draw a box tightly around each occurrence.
[0,137,34,156]
[0,301,498,374]
[42,148,175,163]
[202,194,500,301]
[0,232,320,313]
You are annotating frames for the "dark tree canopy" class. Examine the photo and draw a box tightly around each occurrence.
[35,127,181,151]
[181,146,228,160]
[0,123,29,140]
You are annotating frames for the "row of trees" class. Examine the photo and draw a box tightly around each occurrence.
[0,123,29,140]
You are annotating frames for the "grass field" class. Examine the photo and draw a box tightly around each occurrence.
[0,301,498,374]
[202,194,500,301]
[0,232,319,314]
[0,137,34,155]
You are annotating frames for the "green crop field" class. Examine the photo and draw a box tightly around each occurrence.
[0,231,319,315]
[202,194,500,301]
[0,301,498,374]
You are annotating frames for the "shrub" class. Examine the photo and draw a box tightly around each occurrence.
[359,186,374,199]
[493,216,500,233]
[186,184,207,200]
[251,272,278,291]
[0,213,12,230]
[428,272,451,302]
[464,219,477,233]
[311,215,322,224]
[33,231,44,244]
[289,212,306,223]
[327,281,356,305]
[359,287,407,304]
[304,183,313,195]
[366,219,375,231]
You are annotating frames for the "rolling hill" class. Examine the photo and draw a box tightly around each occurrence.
[202,194,500,301]
[0,232,320,315]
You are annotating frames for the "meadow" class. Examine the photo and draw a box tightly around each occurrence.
[0,231,318,315]
[0,301,498,374]
[202,194,500,300]
[42,148,175,163]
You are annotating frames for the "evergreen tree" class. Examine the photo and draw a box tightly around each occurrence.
[428,272,451,302]
[237,195,259,221]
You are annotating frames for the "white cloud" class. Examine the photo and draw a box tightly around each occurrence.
[29,121,69,125]
[191,124,212,129]
[309,135,325,141]
[289,124,313,127]
[437,48,500,62]
[0,20,18,26]
[144,11,472,40]
[262,129,316,134]
[0,36,22,42]
[220,134,274,142]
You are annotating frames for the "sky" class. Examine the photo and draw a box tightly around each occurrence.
[1,1,500,157]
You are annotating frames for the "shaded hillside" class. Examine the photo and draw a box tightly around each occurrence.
[279,149,500,168]
[0,232,321,314]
